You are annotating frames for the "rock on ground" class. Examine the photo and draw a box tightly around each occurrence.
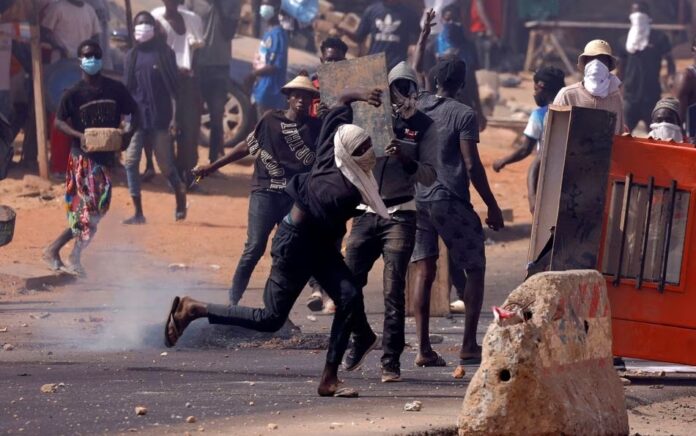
[459,270,629,436]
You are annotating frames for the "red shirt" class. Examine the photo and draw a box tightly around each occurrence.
[470,0,503,37]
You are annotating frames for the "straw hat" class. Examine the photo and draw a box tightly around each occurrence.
[578,39,617,71]
[281,74,319,96]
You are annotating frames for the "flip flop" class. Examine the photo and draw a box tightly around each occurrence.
[415,352,447,367]
[332,387,359,398]
[164,296,182,348]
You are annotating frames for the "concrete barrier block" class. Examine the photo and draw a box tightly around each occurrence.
[458,270,628,436]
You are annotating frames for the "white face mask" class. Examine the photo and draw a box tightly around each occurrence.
[626,12,651,54]
[649,122,684,143]
[134,23,155,43]
[353,148,377,172]
[584,59,611,97]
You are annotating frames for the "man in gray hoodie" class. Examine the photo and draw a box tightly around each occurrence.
[342,62,437,383]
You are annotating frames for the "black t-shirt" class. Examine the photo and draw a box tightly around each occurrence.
[355,1,419,70]
[617,30,671,103]
[285,105,363,239]
[56,76,137,165]
[247,110,322,192]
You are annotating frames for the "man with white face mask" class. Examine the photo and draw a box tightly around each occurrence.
[648,97,684,143]
[122,11,187,224]
[617,2,675,132]
[554,39,625,134]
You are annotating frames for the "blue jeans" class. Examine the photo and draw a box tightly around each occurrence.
[124,129,182,197]
[229,189,294,303]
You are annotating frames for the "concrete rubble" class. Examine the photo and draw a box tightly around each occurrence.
[459,270,629,436]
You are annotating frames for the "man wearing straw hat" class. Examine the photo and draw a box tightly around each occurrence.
[192,73,322,305]
[554,39,625,134]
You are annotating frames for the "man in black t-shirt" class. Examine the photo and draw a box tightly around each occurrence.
[43,40,138,276]
[342,61,436,383]
[617,2,675,131]
[341,0,419,70]
[193,74,322,304]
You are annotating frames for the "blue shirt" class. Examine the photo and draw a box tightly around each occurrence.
[252,25,288,110]
[524,105,548,151]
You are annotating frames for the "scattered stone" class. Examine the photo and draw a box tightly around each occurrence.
[160,352,168,357]
[649,385,664,390]
[186,416,197,424]
[0,327,7,332]
[209,264,221,270]
[329,422,344,429]
[3,343,14,351]
[452,365,466,379]
[620,377,631,386]
[20,323,28,327]
[185,402,192,408]
[249,401,254,406]
[88,316,103,323]
[306,315,317,322]
[168,263,188,271]
[29,312,50,319]
[657,370,666,377]
[135,406,148,416]
[429,334,443,344]
[40,384,58,393]
[404,401,422,412]
[267,423,278,430]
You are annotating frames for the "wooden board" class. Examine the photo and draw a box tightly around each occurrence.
[528,105,616,273]
[317,53,392,157]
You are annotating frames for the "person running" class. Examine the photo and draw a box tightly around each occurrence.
[616,1,675,132]
[43,40,137,276]
[342,61,436,383]
[493,66,565,213]
[410,57,504,369]
[192,74,322,305]
[122,11,187,224]
[164,88,385,397]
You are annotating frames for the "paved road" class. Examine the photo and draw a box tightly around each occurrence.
[2,227,696,435]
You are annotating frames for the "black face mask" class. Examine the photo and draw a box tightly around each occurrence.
[534,93,548,107]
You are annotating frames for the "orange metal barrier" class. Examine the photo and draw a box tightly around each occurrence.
[599,135,696,365]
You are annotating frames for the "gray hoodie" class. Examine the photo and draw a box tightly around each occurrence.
[369,62,436,210]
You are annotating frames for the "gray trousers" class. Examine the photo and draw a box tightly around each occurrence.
[125,129,183,197]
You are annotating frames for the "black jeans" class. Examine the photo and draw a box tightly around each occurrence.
[344,211,417,366]
[208,218,374,364]
[198,66,229,163]
[229,190,294,303]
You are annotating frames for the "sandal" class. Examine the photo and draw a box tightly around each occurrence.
[319,386,359,398]
[415,351,447,367]
[164,296,182,347]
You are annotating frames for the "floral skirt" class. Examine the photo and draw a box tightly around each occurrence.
[64,154,111,244]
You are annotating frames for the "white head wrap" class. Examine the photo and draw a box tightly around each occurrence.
[333,125,389,219]
[584,59,622,98]
[626,12,651,54]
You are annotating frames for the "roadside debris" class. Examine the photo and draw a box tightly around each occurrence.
[186,416,197,424]
[209,264,221,271]
[160,352,168,357]
[0,327,8,332]
[404,401,422,412]
[452,366,466,379]
[329,422,344,429]
[40,383,58,393]
[267,423,278,430]
[429,334,444,344]
[168,263,188,272]
[135,406,148,416]
[29,312,50,320]
[3,343,14,351]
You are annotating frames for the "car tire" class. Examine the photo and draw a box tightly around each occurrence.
[199,81,256,149]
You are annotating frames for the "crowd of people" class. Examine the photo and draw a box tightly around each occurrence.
[0,0,694,397]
